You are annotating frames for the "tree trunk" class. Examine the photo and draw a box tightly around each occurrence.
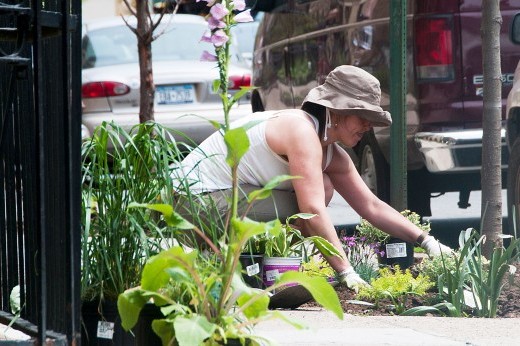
[136,0,155,123]
[481,0,503,256]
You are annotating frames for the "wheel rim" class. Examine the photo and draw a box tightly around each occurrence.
[360,145,377,194]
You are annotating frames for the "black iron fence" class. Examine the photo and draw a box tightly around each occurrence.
[0,0,81,344]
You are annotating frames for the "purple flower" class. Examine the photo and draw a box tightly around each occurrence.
[211,29,229,47]
[200,50,217,61]
[234,9,254,23]
[210,3,229,20]
[232,0,246,11]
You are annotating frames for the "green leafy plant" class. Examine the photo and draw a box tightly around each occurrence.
[465,232,519,317]
[415,250,460,287]
[118,204,343,345]
[356,210,430,244]
[357,266,434,315]
[408,229,519,318]
[81,121,182,302]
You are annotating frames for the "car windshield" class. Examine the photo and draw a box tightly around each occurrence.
[82,22,239,68]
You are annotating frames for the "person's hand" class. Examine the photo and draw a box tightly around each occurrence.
[338,267,370,293]
[421,235,453,257]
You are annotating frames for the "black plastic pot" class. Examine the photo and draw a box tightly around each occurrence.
[378,237,414,269]
[81,299,162,346]
[239,254,264,288]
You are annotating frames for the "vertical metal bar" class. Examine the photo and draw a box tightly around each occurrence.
[32,0,47,342]
[64,0,82,342]
[389,0,407,211]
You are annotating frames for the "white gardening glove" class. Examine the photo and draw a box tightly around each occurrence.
[421,235,453,257]
[338,267,370,293]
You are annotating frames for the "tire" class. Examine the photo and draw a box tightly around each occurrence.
[357,132,390,204]
[507,137,520,237]
[356,132,431,216]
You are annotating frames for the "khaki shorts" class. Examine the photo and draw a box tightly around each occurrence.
[174,185,299,247]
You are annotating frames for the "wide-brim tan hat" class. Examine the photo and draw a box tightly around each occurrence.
[302,65,392,127]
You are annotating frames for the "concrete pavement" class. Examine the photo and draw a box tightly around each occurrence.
[254,308,520,345]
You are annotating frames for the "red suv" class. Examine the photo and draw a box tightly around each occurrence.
[251,0,520,218]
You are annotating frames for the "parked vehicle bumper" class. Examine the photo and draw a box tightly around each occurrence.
[81,104,252,144]
[415,129,508,173]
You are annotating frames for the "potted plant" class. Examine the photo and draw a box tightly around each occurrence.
[81,121,181,345]
[355,210,431,269]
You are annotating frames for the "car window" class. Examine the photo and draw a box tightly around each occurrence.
[82,21,242,69]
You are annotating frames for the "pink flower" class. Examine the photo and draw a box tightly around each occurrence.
[200,50,217,61]
[200,30,212,43]
[232,0,246,11]
[208,16,226,30]
[210,3,229,20]
[211,29,229,47]
[234,9,254,23]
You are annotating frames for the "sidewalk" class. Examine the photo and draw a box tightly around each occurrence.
[254,307,520,345]
[256,194,520,346]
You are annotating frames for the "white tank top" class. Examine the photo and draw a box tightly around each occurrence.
[176,110,334,193]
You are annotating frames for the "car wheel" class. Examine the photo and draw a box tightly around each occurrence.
[507,137,520,237]
[357,132,390,203]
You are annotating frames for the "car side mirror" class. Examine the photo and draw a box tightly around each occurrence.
[511,13,520,44]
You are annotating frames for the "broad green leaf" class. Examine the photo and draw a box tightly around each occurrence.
[237,289,270,319]
[305,236,342,258]
[152,318,175,346]
[128,202,194,229]
[400,306,442,316]
[224,127,249,167]
[232,218,281,244]
[174,315,217,346]
[276,271,343,319]
[141,246,198,291]
[118,289,148,330]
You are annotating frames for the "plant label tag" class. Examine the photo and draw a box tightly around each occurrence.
[265,269,280,282]
[96,321,114,339]
[246,263,260,276]
[385,242,407,258]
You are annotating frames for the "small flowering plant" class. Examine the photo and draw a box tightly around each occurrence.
[199,0,254,126]
[340,232,382,282]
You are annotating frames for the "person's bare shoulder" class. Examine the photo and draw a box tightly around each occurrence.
[266,110,319,155]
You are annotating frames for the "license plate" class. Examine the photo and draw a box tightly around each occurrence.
[156,84,195,105]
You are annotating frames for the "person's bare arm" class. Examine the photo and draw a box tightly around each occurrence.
[326,144,422,244]
[266,116,352,272]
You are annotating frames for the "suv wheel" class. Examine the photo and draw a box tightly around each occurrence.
[358,132,390,203]
[507,137,520,236]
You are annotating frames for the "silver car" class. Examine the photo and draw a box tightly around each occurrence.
[81,14,252,145]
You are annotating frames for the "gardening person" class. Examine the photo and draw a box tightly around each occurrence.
[176,65,452,292]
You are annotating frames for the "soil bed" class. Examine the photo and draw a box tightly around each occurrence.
[300,261,520,318]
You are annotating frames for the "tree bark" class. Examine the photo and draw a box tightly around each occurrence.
[481,0,503,256]
[135,0,155,123]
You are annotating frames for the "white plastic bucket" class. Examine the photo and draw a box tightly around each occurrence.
[262,256,302,288]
